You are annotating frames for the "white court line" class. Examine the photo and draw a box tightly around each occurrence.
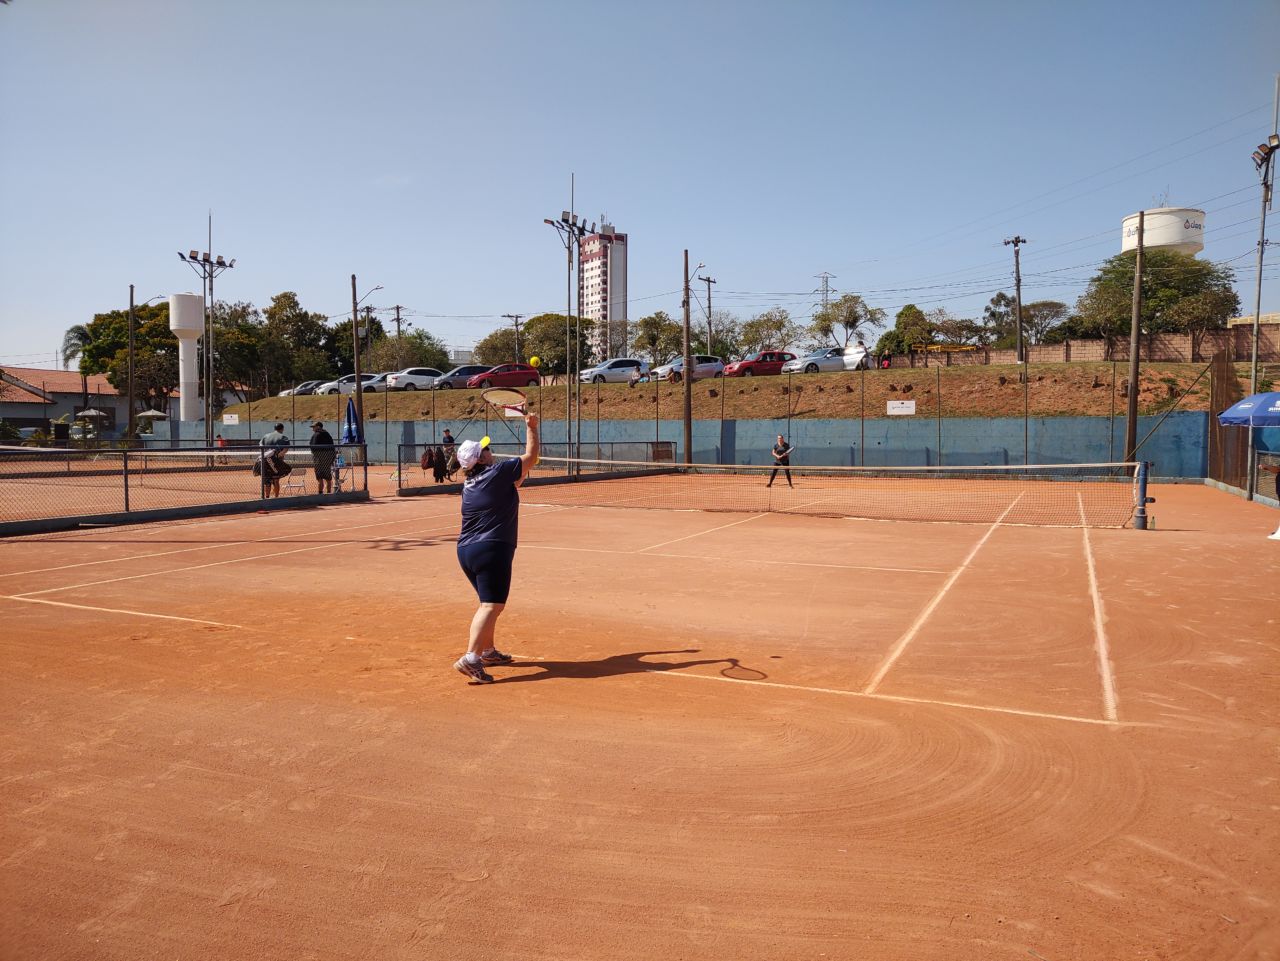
[637,513,767,552]
[12,517,464,599]
[0,508,461,579]
[2,595,244,628]
[863,493,1024,694]
[654,671,1130,727]
[1078,493,1119,722]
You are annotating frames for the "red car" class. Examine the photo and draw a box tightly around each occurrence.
[722,350,797,377]
[465,363,541,389]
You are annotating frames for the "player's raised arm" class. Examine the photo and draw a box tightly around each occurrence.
[516,412,540,485]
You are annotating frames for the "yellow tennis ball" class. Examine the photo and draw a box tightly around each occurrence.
[529,356,541,368]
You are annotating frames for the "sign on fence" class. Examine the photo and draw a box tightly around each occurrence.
[887,400,916,416]
[222,413,240,425]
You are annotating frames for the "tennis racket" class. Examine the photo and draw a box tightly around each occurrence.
[482,387,528,418]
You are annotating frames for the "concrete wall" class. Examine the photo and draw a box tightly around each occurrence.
[200,410,1209,479]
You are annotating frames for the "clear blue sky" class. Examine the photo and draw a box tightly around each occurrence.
[1,0,1277,369]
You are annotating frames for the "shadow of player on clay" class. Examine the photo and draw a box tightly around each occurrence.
[496,649,767,684]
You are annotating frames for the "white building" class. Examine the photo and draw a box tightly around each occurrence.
[579,223,627,361]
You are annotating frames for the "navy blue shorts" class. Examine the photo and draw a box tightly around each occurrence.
[457,540,517,604]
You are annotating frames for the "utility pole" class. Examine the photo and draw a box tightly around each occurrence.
[682,250,693,465]
[1003,237,1027,363]
[815,272,835,312]
[1246,74,1279,500]
[1124,212,1145,464]
[351,275,364,429]
[502,313,524,362]
[700,275,717,353]
[393,305,404,369]
[127,284,136,441]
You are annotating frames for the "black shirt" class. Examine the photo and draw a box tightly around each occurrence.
[773,441,792,465]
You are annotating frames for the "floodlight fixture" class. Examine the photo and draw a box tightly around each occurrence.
[215,255,226,266]
[561,211,571,223]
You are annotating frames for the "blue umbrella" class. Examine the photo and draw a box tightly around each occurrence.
[1217,392,1280,427]
[340,396,363,445]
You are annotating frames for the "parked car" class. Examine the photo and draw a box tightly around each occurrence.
[386,367,444,391]
[722,351,796,377]
[782,347,846,374]
[652,355,724,383]
[465,363,541,389]
[434,365,494,389]
[279,379,323,397]
[358,372,399,393]
[317,373,379,395]
[579,358,649,384]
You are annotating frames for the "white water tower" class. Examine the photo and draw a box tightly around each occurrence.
[169,293,205,421]
[1121,207,1205,256]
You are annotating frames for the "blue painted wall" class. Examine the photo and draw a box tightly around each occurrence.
[198,410,1209,478]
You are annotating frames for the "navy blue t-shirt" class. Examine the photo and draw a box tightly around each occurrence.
[458,457,523,547]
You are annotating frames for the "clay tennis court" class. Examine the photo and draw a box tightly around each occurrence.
[2,482,1277,959]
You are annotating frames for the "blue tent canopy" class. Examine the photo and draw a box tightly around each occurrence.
[1217,392,1280,428]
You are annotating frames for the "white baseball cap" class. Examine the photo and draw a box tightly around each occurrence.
[456,436,490,469]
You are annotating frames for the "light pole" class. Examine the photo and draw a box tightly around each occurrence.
[350,278,382,431]
[544,212,592,464]
[1246,130,1279,499]
[127,288,165,441]
[178,249,235,444]
[682,253,704,465]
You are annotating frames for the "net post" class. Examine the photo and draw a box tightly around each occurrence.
[122,449,130,513]
[1133,460,1153,530]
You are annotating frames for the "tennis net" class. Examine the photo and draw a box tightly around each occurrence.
[517,456,1143,528]
[0,445,367,525]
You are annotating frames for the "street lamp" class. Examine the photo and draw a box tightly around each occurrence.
[1245,131,1279,499]
[178,249,235,444]
[127,287,165,441]
[545,212,591,465]
[681,256,704,465]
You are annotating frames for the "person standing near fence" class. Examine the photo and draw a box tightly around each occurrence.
[259,423,291,498]
[309,421,336,494]
[452,412,540,684]
[767,434,794,488]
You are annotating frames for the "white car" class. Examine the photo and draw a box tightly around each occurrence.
[358,373,396,393]
[386,367,444,391]
[652,355,724,383]
[317,373,379,395]
[579,358,649,384]
[782,347,846,374]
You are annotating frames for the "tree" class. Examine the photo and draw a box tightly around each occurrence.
[1022,301,1068,345]
[480,313,593,377]
[60,323,97,407]
[810,294,886,349]
[1166,289,1239,361]
[365,329,451,373]
[629,311,684,366]
[738,308,803,357]
[874,304,934,356]
[982,292,1019,348]
[473,327,518,366]
[692,309,741,359]
[928,309,988,346]
[327,316,388,376]
[1073,249,1239,346]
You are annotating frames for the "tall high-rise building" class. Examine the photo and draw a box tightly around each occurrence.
[579,222,627,360]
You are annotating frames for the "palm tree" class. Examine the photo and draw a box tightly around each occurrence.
[61,324,94,409]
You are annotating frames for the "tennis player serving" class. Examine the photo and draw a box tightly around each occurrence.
[452,409,540,684]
